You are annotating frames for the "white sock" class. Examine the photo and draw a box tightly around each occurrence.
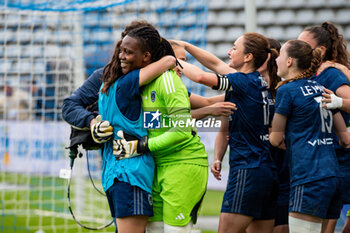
[289,216,321,233]
[164,222,193,233]
[146,221,164,233]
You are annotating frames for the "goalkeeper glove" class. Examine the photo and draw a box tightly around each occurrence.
[113,130,149,160]
[90,115,113,143]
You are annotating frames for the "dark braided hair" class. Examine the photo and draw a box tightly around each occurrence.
[102,21,156,94]
[276,40,323,89]
[303,22,350,69]
[101,26,177,93]
[267,38,281,99]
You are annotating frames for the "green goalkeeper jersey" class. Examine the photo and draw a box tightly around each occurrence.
[141,69,208,166]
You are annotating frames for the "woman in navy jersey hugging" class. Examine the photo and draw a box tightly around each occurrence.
[178,33,279,233]
[298,22,350,233]
[270,39,350,233]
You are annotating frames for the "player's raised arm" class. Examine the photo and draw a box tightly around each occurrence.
[172,40,235,75]
[178,60,218,87]
[139,55,176,86]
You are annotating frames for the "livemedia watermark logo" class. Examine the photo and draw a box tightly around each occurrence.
[143,108,222,132]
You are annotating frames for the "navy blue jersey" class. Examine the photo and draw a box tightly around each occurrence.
[275,79,339,186]
[268,93,289,199]
[311,67,350,167]
[115,69,142,121]
[62,68,142,127]
[225,71,274,169]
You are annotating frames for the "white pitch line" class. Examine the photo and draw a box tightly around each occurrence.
[34,209,111,224]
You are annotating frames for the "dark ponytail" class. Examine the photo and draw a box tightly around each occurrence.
[304,22,350,69]
[267,38,281,99]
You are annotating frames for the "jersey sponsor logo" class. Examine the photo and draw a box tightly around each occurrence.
[163,71,176,94]
[307,138,333,146]
[151,90,156,102]
[260,134,269,141]
[175,213,185,220]
[144,110,161,129]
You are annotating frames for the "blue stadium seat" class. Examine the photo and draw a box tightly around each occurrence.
[207,11,217,25]
[344,25,350,39]
[7,45,21,57]
[207,27,226,42]
[215,43,232,58]
[266,26,285,40]
[267,0,285,9]
[307,0,326,8]
[287,0,305,8]
[295,9,315,24]
[335,9,350,24]
[226,27,244,41]
[257,10,276,25]
[276,10,296,25]
[327,0,349,7]
[19,61,32,73]
[205,43,216,54]
[227,0,244,9]
[285,26,303,39]
[217,11,236,26]
[209,0,226,10]
[316,9,336,24]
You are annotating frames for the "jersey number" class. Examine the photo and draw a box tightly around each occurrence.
[314,96,333,133]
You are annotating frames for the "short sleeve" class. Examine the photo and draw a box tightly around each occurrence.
[275,85,293,117]
[117,69,141,97]
[319,68,350,92]
[116,69,142,121]
[226,72,248,95]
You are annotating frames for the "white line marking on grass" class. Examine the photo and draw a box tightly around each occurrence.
[34,209,111,224]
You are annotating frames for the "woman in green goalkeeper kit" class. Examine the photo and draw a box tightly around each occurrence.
[114,27,209,233]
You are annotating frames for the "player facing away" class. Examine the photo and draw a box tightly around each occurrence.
[112,27,208,233]
[270,39,350,233]
[177,33,279,233]
[259,38,290,233]
[298,21,350,233]
[98,25,177,233]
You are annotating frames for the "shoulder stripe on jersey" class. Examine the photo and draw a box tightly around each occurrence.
[163,71,176,94]
[163,73,170,94]
[167,71,176,93]
[165,72,172,94]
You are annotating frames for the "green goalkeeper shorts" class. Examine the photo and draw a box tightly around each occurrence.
[347,208,350,217]
[149,163,208,226]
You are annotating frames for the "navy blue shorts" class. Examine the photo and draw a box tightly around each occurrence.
[274,204,288,226]
[289,177,342,219]
[221,166,278,220]
[106,179,153,218]
[340,164,350,204]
